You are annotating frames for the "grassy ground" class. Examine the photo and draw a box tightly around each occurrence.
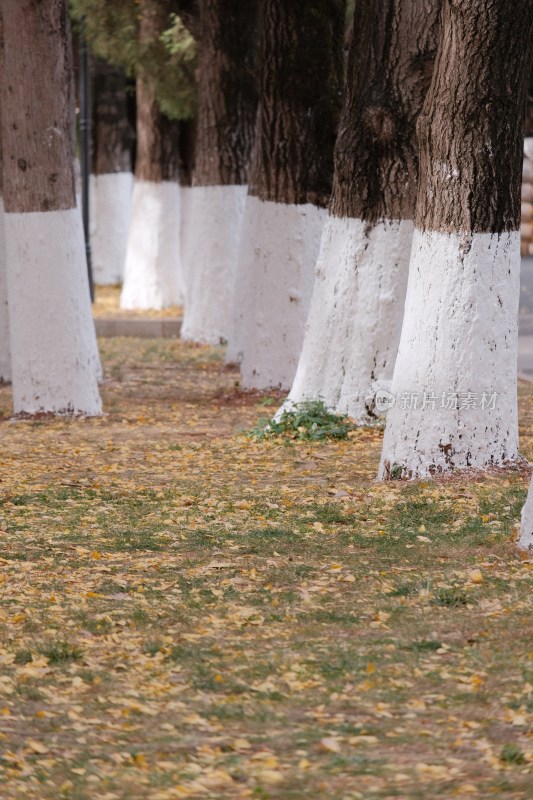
[0,336,533,799]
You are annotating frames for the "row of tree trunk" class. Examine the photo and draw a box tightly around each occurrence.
[2,0,533,547]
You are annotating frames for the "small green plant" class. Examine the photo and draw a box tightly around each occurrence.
[405,639,442,652]
[389,583,415,597]
[431,588,468,608]
[143,638,164,657]
[14,649,33,665]
[131,608,150,626]
[500,743,527,764]
[16,684,45,702]
[389,464,405,480]
[250,400,357,442]
[41,641,84,664]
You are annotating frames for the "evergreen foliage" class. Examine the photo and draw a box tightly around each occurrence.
[69,0,197,120]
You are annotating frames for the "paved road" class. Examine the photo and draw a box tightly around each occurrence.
[520,257,533,378]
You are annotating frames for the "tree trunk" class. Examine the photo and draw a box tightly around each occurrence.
[181,0,258,345]
[379,0,533,480]
[0,0,101,415]
[228,0,345,389]
[0,24,10,385]
[90,57,134,285]
[0,185,8,382]
[192,0,257,188]
[120,0,184,310]
[286,0,439,422]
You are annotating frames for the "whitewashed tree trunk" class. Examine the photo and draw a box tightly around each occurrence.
[120,0,183,310]
[182,185,248,344]
[90,58,134,285]
[379,0,533,479]
[181,0,257,345]
[285,0,438,420]
[90,171,134,285]
[0,102,10,383]
[121,179,182,309]
[520,477,533,550]
[180,183,193,295]
[226,0,345,389]
[0,0,101,416]
[287,217,413,419]
[0,198,10,383]
[229,197,325,386]
[5,211,102,414]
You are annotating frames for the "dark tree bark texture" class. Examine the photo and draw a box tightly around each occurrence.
[1,0,76,213]
[92,58,134,176]
[178,117,196,185]
[416,0,533,234]
[249,0,345,208]
[331,0,439,223]
[193,0,258,186]
[135,0,181,183]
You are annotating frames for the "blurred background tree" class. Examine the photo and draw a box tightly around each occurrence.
[69,0,197,121]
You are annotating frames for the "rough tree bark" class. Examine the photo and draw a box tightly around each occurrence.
[228,0,345,389]
[120,0,184,310]
[0,0,101,415]
[285,0,439,421]
[379,0,533,480]
[181,0,258,345]
[90,57,134,285]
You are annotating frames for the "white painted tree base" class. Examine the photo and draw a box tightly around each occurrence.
[285,216,413,421]
[227,197,325,389]
[0,198,11,383]
[4,208,102,415]
[180,185,193,300]
[90,171,133,285]
[378,229,520,479]
[121,180,184,310]
[181,185,248,345]
[519,476,533,549]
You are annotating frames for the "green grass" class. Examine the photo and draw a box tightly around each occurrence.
[40,641,84,664]
[500,743,527,764]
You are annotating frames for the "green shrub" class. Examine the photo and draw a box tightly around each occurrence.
[251,400,357,442]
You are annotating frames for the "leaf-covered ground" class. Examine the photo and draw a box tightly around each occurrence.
[92,286,182,320]
[0,336,533,799]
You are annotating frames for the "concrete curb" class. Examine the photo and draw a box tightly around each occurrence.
[94,318,182,339]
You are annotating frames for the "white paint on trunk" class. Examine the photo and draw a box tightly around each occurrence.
[90,171,134,285]
[179,185,193,300]
[4,208,102,415]
[228,196,326,389]
[285,216,413,421]
[524,137,533,159]
[181,185,248,345]
[378,229,520,479]
[120,180,183,310]
[519,476,533,550]
[0,198,11,383]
